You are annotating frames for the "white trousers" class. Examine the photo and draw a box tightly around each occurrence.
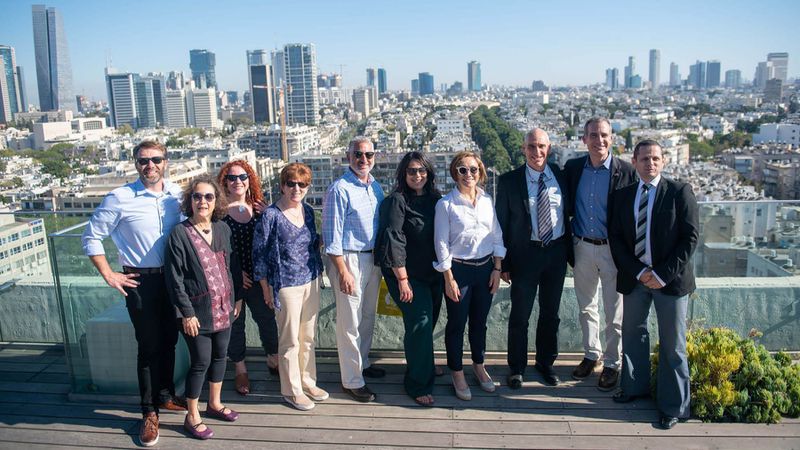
[275,280,320,397]
[572,238,623,369]
[326,252,381,389]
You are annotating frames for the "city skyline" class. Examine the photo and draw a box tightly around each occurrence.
[1,0,798,104]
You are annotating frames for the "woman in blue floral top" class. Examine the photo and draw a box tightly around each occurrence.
[253,163,325,411]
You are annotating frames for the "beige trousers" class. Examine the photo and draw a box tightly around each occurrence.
[275,279,321,397]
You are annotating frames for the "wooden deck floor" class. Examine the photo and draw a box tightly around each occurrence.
[0,343,798,449]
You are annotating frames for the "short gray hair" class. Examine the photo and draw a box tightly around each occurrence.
[583,117,612,136]
[525,128,550,142]
[348,136,374,153]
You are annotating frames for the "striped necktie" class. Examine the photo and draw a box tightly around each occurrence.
[537,174,553,246]
[635,183,651,260]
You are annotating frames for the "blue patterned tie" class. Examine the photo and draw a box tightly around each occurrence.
[537,174,553,246]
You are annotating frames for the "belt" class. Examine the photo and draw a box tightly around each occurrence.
[530,235,566,248]
[123,266,164,274]
[452,256,492,266]
[578,236,608,245]
[344,249,373,254]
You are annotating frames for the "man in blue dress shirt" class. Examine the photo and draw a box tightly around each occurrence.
[82,140,185,447]
[322,137,385,403]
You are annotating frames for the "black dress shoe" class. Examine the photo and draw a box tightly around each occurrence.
[612,389,648,403]
[507,374,523,390]
[342,385,376,402]
[659,415,680,430]
[362,366,386,378]
[533,362,559,386]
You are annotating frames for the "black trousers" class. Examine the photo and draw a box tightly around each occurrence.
[124,272,179,414]
[183,327,232,399]
[445,259,494,371]
[227,282,278,362]
[507,238,568,375]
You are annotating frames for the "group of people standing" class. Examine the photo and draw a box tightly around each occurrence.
[82,116,699,447]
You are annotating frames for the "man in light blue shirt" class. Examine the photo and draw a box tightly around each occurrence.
[82,140,185,447]
[322,137,384,403]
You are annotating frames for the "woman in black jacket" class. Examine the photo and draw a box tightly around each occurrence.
[165,175,242,440]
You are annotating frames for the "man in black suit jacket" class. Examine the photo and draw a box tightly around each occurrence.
[496,128,570,388]
[564,117,637,391]
[608,140,699,430]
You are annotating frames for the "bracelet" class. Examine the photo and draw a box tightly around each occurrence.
[398,277,409,281]
[492,268,502,272]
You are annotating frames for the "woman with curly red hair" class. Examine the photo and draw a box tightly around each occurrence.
[216,160,279,396]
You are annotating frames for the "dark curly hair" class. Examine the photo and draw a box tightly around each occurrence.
[394,151,438,197]
[216,160,264,205]
[180,175,227,221]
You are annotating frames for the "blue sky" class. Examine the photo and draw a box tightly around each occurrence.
[1,0,798,103]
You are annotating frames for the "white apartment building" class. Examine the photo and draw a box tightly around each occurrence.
[0,213,50,286]
[754,123,800,147]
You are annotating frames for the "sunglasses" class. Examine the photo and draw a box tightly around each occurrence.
[353,151,375,160]
[406,167,427,176]
[136,156,166,165]
[457,166,480,176]
[225,174,249,182]
[191,192,216,202]
[285,181,309,188]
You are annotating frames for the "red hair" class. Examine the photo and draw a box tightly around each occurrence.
[216,160,264,205]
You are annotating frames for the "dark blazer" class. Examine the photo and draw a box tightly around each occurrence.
[496,163,572,273]
[609,177,699,297]
[165,220,242,333]
[564,154,637,227]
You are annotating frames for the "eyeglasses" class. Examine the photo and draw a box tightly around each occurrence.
[191,193,216,202]
[353,151,375,160]
[284,181,309,188]
[136,156,166,165]
[457,166,480,176]
[406,167,427,176]
[225,174,249,182]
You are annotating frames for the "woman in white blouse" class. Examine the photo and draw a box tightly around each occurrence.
[433,151,506,401]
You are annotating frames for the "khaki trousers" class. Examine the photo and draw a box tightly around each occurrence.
[275,279,321,397]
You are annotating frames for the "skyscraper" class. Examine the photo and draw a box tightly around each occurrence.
[106,69,137,128]
[0,45,23,123]
[411,79,419,96]
[689,61,707,89]
[707,60,721,88]
[16,66,27,111]
[767,52,788,82]
[377,68,387,95]
[725,70,742,89]
[418,72,434,96]
[468,61,481,92]
[624,56,636,88]
[247,49,268,66]
[754,61,774,89]
[283,43,319,126]
[189,49,216,89]
[648,49,660,89]
[605,68,618,90]
[32,4,75,113]
[669,63,680,87]
[106,69,166,129]
[366,68,377,87]
[250,64,275,124]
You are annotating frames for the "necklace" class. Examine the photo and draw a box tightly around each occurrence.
[192,221,212,235]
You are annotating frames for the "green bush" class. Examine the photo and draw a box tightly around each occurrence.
[651,327,800,423]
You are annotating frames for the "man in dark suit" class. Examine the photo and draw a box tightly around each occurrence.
[608,140,699,430]
[496,128,570,388]
[564,117,637,391]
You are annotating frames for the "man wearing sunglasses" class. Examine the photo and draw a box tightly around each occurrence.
[496,128,571,389]
[82,140,185,447]
[322,136,385,403]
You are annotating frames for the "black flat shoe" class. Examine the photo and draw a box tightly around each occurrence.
[507,374,523,390]
[362,366,386,378]
[533,363,559,386]
[659,415,680,430]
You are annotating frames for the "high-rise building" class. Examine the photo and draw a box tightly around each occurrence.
[764,78,783,103]
[189,49,216,89]
[105,70,137,128]
[605,68,619,90]
[669,63,680,87]
[250,64,275,124]
[411,79,419,96]
[689,61,707,89]
[32,4,75,113]
[467,61,481,92]
[16,66,27,111]
[317,73,329,89]
[629,75,642,89]
[165,89,187,128]
[767,52,788,82]
[707,60,721,88]
[0,45,23,123]
[366,68,377,87]
[75,94,87,114]
[353,87,376,116]
[377,68,387,95]
[106,69,166,129]
[246,49,268,66]
[418,72,434,96]
[648,49,660,89]
[754,61,774,89]
[166,71,185,90]
[624,56,636,88]
[186,86,219,129]
[283,43,319,126]
[725,70,742,89]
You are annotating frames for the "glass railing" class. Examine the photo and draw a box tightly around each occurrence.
[2,200,800,395]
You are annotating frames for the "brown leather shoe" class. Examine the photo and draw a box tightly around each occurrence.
[597,367,620,391]
[572,357,601,380]
[160,396,187,411]
[139,412,159,447]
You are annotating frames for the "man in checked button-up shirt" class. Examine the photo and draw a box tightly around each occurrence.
[82,140,185,447]
[322,137,385,403]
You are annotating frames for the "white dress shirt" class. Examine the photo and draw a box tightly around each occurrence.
[433,187,506,272]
